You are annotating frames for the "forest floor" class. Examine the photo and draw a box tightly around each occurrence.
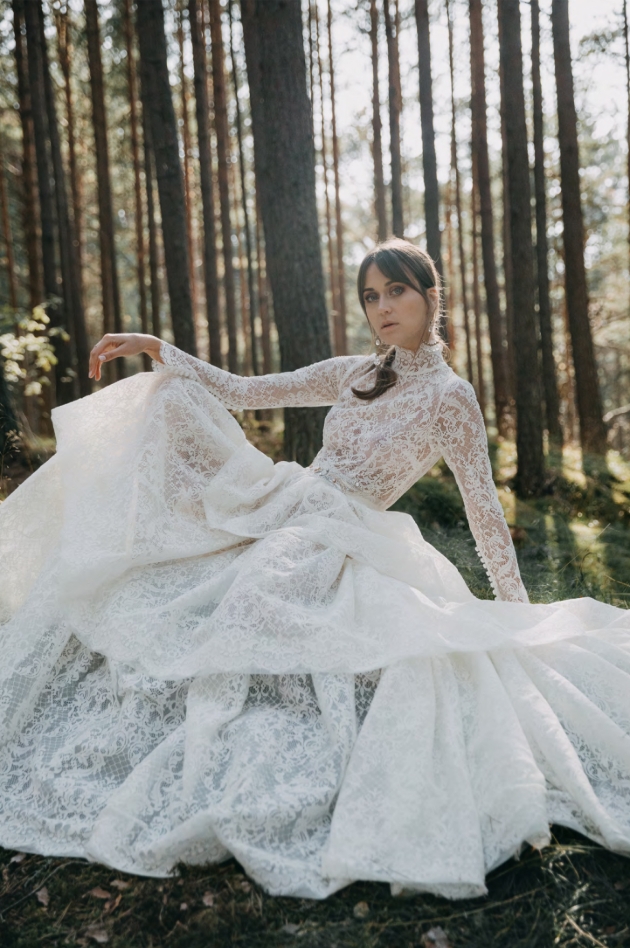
[1,423,630,947]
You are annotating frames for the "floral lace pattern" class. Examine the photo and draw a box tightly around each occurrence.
[0,344,629,899]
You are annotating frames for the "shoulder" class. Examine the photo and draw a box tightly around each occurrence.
[438,369,480,410]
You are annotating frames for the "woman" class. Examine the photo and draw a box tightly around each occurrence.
[0,238,629,900]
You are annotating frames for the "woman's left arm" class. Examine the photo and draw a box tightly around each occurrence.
[430,376,529,603]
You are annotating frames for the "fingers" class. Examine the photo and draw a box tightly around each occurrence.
[89,334,130,381]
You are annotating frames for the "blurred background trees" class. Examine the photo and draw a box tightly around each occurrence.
[0,0,627,486]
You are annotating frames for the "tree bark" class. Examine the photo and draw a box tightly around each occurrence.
[469,0,510,436]
[551,0,607,458]
[369,0,387,242]
[85,0,125,382]
[123,0,150,371]
[209,0,238,373]
[0,135,18,310]
[13,0,42,310]
[142,98,161,341]
[136,0,197,356]
[446,0,473,384]
[624,0,630,285]
[189,0,221,366]
[471,177,486,420]
[327,0,347,356]
[497,0,545,496]
[228,0,259,375]
[176,1,199,334]
[314,0,338,336]
[531,0,562,444]
[254,187,272,375]
[242,0,332,464]
[23,0,74,407]
[498,15,515,395]
[55,7,84,305]
[414,0,442,280]
[383,0,403,237]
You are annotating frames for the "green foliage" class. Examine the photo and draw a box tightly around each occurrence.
[0,303,63,398]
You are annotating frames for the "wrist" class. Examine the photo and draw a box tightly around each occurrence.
[143,335,163,363]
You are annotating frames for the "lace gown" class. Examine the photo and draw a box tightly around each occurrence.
[1,340,630,900]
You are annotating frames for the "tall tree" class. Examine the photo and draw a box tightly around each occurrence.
[0,136,17,310]
[414,0,442,280]
[497,0,545,496]
[136,0,197,356]
[498,15,515,392]
[254,188,272,375]
[228,0,259,375]
[176,2,198,331]
[551,0,607,457]
[123,0,150,371]
[327,0,347,356]
[142,97,161,341]
[23,0,74,406]
[209,0,238,373]
[624,0,630,285]
[446,0,473,384]
[383,0,403,237]
[55,7,84,302]
[369,0,387,242]
[188,0,221,366]
[531,0,562,444]
[85,0,125,381]
[314,0,338,333]
[242,0,332,463]
[471,179,486,419]
[12,0,42,310]
[469,0,510,436]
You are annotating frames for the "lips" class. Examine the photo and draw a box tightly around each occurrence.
[380,322,397,330]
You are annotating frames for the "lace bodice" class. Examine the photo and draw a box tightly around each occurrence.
[154,341,528,603]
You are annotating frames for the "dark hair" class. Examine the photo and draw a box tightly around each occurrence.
[351,238,442,401]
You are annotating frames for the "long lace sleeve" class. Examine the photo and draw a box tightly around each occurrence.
[431,377,529,603]
[153,341,365,410]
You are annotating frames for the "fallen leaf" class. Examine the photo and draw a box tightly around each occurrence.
[87,887,111,900]
[202,891,215,907]
[10,853,26,864]
[110,879,131,891]
[353,901,369,919]
[36,886,50,907]
[84,928,109,944]
[421,926,451,948]
[103,894,122,914]
[281,923,300,935]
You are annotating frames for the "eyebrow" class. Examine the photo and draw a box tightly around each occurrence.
[362,280,397,293]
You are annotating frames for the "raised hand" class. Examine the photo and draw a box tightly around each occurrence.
[88,333,162,381]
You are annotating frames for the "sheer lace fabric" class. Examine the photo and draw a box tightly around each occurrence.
[0,342,629,899]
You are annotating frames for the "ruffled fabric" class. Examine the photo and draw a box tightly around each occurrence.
[0,369,629,899]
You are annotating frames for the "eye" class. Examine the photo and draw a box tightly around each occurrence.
[364,292,378,304]
[390,285,404,296]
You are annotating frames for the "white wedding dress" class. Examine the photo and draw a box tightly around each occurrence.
[1,340,630,900]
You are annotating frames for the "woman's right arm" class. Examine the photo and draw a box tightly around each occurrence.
[89,333,366,411]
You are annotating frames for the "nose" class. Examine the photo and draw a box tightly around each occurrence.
[377,294,391,315]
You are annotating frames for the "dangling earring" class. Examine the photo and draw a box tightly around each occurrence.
[375,335,382,347]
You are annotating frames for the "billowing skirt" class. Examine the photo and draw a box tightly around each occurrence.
[0,370,629,899]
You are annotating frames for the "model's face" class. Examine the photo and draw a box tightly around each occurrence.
[362,263,438,352]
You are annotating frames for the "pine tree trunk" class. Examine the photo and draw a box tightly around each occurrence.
[531,0,562,444]
[414,0,442,280]
[13,0,42,310]
[446,0,473,384]
[327,0,347,356]
[469,0,510,436]
[85,0,125,382]
[498,17,515,395]
[176,2,199,334]
[624,0,630,285]
[242,0,332,464]
[55,7,84,305]
[369,0,387,242]
[0,136,18,310]
[497,0,545,496]
[228,0,259,375]
[471,179,486,419]
[23,0,74,407]
[123,0,150,371]
[551,0,607,457]
[209,0,238,373]
[136,0,197,356]
[314,1,338,334]
[142,100,161,341]
[254,187,272,375]
[189,0,221,366]
[383,0,403,238]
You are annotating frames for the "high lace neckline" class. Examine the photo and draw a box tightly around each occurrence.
[391,342,445,374]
